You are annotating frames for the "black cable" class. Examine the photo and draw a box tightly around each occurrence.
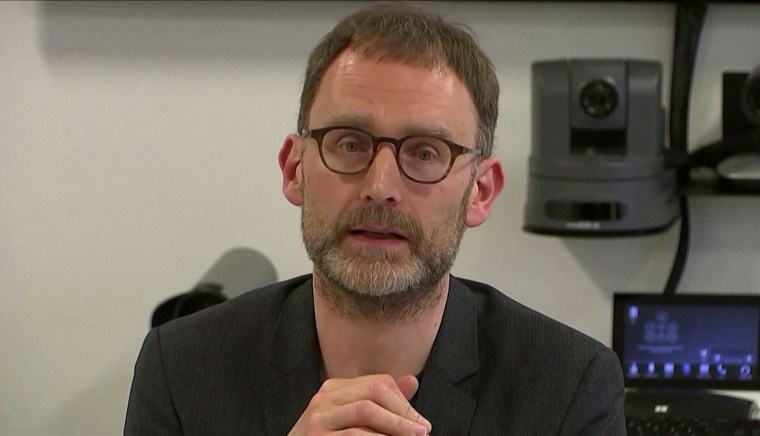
[664,196,690,295]
[664,2,708,296]
[669,1,708,184]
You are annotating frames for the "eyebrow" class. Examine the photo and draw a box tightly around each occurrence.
[321,112,456,140]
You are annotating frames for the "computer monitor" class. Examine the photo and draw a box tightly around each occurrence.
[613,293,760,390]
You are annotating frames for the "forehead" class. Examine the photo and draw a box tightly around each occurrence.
[308,49,478,144]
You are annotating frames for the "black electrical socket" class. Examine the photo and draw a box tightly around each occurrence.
[722,71,754,139]
[717,71,760,194]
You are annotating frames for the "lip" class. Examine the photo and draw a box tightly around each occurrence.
[350,225,408,239]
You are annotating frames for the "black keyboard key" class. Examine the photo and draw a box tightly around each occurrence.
[626,417,748,436]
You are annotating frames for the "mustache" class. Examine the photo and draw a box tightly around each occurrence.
[335,206,422,243]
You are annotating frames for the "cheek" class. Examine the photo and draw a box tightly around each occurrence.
[430,180,470,212]
[302,163,352,212]
[418,197,462,227]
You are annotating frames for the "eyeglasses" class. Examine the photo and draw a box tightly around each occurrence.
[301,126,482,184]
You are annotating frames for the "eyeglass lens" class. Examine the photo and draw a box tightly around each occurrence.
[319,128,453,182]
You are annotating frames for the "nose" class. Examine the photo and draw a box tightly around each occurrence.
[359,143,403,206]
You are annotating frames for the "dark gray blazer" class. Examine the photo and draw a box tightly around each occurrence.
[125,275,625,435]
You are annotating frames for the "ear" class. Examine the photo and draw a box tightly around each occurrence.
[465,157,504,228]
[278,134,304,206]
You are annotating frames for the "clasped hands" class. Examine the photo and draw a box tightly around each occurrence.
[289,374,432,436]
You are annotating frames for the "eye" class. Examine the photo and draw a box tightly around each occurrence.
[334,135,371,154]
[404,143,440,162]
[342,140,361,153]
[415,148,436,161]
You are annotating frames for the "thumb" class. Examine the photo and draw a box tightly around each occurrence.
[395,374,419,400]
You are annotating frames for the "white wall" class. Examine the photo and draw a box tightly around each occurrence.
[1,1,758,434]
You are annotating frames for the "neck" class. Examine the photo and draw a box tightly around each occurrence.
[313,272,449,380]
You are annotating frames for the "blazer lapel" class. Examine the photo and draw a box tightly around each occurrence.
[261,280,322,436]
[414,277,479,435]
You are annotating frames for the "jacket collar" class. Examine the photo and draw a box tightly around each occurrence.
[263,278,321,436]
[414,276,479,434]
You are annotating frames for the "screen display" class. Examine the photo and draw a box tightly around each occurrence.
[613,294,760,390]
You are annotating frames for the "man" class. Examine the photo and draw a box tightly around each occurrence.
[125,4,626,435]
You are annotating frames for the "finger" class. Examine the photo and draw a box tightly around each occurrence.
[318,375,431,432]
[362,376,431,434]
[335,428,384,436]
[395,375,432,434]
[395,375,419,400]
[322,400,430,436]
[322,375,410,411]
[363,375,427,426]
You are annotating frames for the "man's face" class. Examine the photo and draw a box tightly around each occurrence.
[294,49,481,304]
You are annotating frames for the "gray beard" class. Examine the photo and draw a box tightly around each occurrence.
[300,179,472,322]
[312,267,445,323]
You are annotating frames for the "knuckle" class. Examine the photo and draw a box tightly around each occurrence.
[321,379,337,391]
[397,414,415,432]
[353,399,375,419]
[309,409,328,428]
[368,378,392,397]
[309,391,328,407]
[405,402,417,419]
[376,373,395,386]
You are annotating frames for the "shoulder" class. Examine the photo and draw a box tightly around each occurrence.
[453,276,608,356]
[126,275,314,433]
[451,277,625,433]
[154,274,312,362]
[136,275,314,410]
[451,276,620,394]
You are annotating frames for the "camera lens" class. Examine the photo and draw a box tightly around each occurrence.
[580,80,618,119]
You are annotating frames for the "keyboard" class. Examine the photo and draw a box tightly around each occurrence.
[626,417,760,436]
